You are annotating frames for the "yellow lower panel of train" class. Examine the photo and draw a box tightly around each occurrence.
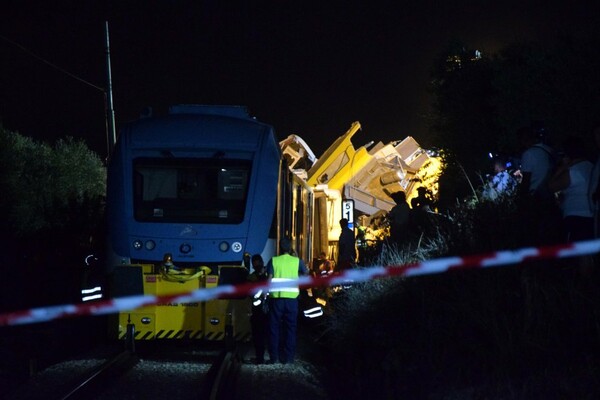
[117,265,251,341]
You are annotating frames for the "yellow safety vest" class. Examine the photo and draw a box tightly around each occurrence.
[270,254,300,299]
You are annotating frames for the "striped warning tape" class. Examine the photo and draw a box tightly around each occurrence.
[1,238,598,327]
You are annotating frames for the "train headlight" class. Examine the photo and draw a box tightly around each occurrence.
[145,240,156,250]
[133,240,143,250]
[219,241,229,252]
[231,242,242,253]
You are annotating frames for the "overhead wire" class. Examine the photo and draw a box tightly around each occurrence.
[0,33,105,92]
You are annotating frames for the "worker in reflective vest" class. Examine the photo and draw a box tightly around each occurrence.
[266,237,309,364]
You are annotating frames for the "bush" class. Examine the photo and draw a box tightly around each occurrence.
[322,197,600,399]
[0,128,105,238]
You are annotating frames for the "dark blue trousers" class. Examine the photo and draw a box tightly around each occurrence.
[268,298,298,363]
[250,308,268,362]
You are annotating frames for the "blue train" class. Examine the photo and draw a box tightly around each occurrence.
[105,105,313,342]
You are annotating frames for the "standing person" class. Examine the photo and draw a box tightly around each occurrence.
[517,124,556,199]
[548,136,594,242]
[410,187,436,236]
[550,136,595,279]
[337,218,356,271]
[388,191,411,246]
[266,237,309,364]
[516,124,561,245]
[410,187,434,211]
[247,254,268,364]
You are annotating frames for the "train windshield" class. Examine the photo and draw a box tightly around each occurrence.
[133,158,251,224]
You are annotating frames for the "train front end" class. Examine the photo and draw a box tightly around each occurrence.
[106,105,280,342]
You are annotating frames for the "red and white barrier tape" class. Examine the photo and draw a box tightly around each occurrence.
[1,239,598,327]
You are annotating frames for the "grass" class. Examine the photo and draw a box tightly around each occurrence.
[320,195,600,399]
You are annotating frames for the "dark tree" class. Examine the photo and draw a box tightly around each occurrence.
[0,128,105,238]
[427,42,499,207]
[493,37,600,154]
[428,36,600,209]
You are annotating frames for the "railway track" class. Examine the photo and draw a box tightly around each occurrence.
[6,343,241,400]
[203,350,242,400]
[3,323,329,400]
[58,349,139,400]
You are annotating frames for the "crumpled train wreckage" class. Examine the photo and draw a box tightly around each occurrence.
[280,121,442,251]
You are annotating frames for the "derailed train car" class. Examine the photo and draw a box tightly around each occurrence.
[106,105,313,343]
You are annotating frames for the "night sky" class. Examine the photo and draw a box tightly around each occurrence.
[1,1,597,159]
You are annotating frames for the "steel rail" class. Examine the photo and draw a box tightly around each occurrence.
[58,349,138,400]
[204,349,241,400]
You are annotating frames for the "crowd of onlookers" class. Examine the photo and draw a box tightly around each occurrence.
[485,124,600,248]
[387,123,600,256]
[484,127,600,244]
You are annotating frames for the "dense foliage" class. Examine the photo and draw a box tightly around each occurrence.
[0,126,105,238]
[322,196,600,398]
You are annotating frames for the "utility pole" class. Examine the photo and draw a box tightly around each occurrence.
[105,21,117,156]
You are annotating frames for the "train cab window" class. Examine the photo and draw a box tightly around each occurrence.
[133,158,251,223]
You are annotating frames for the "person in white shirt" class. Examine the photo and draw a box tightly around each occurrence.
[548,136,594,242]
